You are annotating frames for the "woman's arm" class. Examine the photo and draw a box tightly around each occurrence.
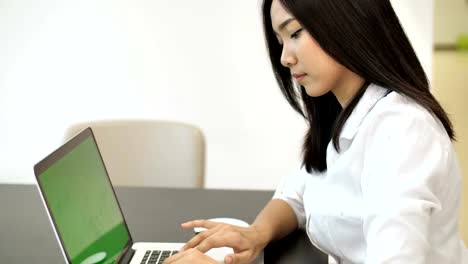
[361,110,454,263]
[251,198,299,245]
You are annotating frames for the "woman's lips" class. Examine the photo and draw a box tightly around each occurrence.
[292,73,306,81]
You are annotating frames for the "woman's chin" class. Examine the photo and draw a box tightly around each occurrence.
[303,85,329,97]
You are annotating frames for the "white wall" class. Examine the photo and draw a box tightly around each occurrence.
[0,0,433,190]
[434,0,468,44]
[391,0,434,80]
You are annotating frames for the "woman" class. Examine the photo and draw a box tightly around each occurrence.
[165,0,467,263]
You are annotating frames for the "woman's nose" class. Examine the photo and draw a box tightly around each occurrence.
[280,45,297,68]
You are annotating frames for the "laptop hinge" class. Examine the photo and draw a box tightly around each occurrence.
[117,244,135,264]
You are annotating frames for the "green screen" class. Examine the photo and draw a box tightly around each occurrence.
[39,137,130,264]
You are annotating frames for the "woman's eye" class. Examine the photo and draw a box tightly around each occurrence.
[291,28,303,39]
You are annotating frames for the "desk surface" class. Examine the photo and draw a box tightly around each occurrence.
[0,184,327,263]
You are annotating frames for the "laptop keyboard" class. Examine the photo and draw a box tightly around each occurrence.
[140,250,179,264]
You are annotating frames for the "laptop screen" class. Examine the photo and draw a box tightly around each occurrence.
[36,129,131,264]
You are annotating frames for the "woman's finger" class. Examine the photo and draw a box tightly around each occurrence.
[164,248,195,264]
[164,248,218,264]
[225,250,256,264]
[196,228,249,253]
[181,224,225,250]
[180,219,219,229]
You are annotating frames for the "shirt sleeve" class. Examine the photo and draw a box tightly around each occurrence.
[272,164,309,228]
[361,111,448,263]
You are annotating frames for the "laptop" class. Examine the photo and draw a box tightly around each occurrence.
[34,128,261,264]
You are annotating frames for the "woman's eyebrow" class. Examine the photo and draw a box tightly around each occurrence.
[274,17,296,34]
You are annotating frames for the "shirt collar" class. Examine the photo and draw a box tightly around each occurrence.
[339,83,390,140]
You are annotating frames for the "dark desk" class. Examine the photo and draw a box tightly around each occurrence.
[0,184,327,263]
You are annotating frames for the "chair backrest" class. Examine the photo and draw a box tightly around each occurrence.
[63,120,205,188]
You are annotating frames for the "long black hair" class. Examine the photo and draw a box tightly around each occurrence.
[262,0,454,173]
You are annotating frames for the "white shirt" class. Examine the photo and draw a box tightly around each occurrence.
[273,84,468,264]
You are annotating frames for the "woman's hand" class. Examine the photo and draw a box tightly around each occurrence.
[163,248,218,264]
[179,219,269,264]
